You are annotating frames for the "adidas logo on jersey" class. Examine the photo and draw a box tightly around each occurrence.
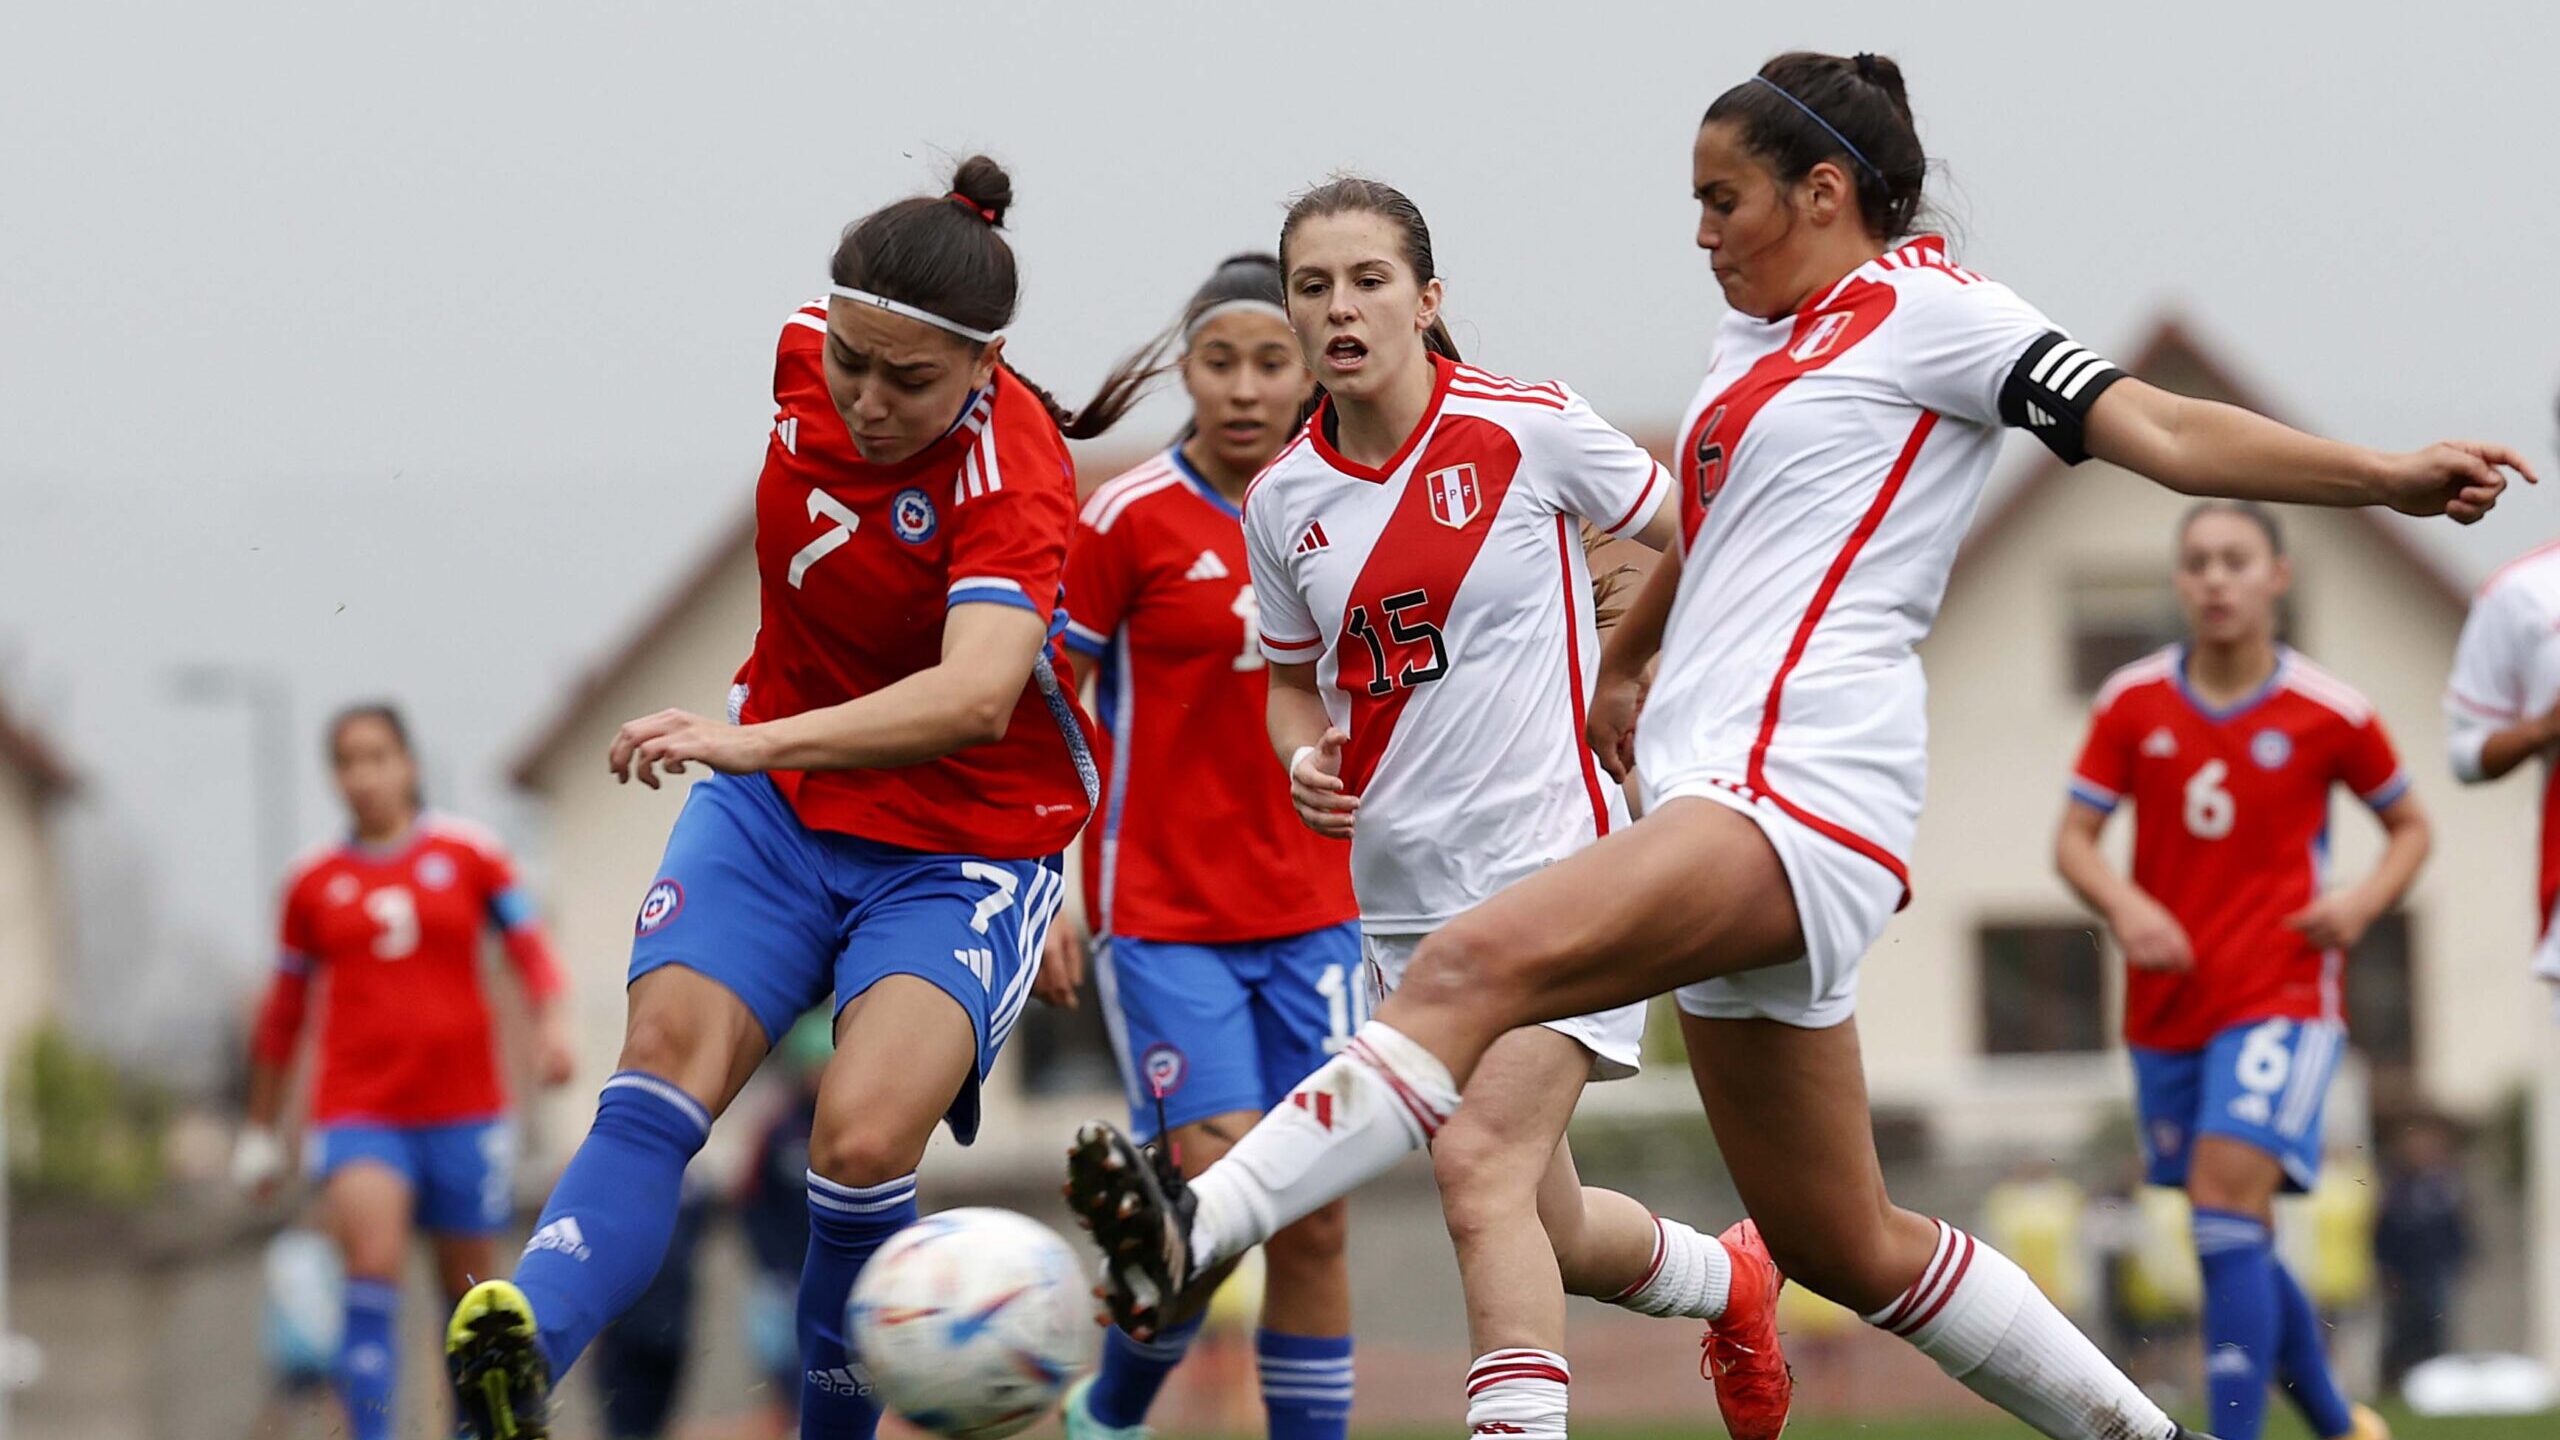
[1185,550,1230,581]
[2025,403,2056,429]
[776,416,799,454]
[523,1217,591,1263]
[1295,522,1331,556]
[2141,727,2179,758]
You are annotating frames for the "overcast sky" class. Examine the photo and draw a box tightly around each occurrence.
[4,2,2555,1071]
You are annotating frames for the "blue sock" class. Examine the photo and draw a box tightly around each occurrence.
[336,1277,400,1440]
[2196,1207,2279,1440]
[1087,1314,1205,1427]
[513,1072,712,1376]
[800,1170,919,1439]
[2272,1258,2356,1437]
[1257,1328,1354,1440]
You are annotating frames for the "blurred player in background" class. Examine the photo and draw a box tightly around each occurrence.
[1040,253,1363,1440]
[1074,179,1790,1440]
[1068,49,2531,1440]
[2057,501,2421,1440]
[236,701,575,1440]
[445,155,1141,1440]
[2445,537,2560,981]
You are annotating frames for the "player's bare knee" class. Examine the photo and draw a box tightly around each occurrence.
[1404,923,1528,1024]
[1431,1132,1537,1249]
[615,1000,712,1082]
[1267,1199,1350,1273]
[808,1114,927,1188]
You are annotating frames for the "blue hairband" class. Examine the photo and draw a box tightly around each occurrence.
[1750,74,1883,181]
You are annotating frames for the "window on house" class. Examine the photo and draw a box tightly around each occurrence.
[2343,910,2417,1083]
[1979,920,2109,1055]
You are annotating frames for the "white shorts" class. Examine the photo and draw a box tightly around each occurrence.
[1362,932,1644,1082]
[1659,781,1902,1029]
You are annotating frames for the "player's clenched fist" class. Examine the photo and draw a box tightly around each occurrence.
[1288,729,1358,839]
[2107,891,2195,972]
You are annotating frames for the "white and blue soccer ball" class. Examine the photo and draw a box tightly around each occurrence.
[848,1206,1098,1440]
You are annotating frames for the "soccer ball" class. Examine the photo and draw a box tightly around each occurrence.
[847,1207,1098,1440]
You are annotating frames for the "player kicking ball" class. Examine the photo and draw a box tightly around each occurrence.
[1069,48,2530,1440]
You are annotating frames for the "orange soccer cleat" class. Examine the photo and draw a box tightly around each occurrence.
[1701,1219,1793,1440]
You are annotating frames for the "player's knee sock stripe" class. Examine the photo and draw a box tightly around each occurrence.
[2269,1257,2355,1438]
[598,1071,713,1139]
[1087,1313,1206,1428]
[2195,1207,2280,1440]
[1258,1330,1354,1440]
[514,1071,713,1376]
[1607,1215,1672,1303]
[336,1277,400,1440]
[805,1171,919,1217]
[1343,1035,1449,1140]
[799,1169,917,1440]
[1866,1225,2176,1440]
[1464,1349,1568,1440]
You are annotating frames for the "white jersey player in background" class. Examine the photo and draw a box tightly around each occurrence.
[1069,49,2533,1440]
[1078,175,1794,1440]
[2443,535,2560,1370]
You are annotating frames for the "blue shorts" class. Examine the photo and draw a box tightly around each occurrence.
[308,1117,517,1234]
[1094,923,1364,1143]
[2132,1016,2347,1193]
[628,771,1063,1145]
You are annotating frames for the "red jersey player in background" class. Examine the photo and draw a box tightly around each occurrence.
[1039,253,1365,1440]
[1072,180,1790,1440]
[445,156,1141,1440]
[2058,501,2426,1440]
[236,701,574,1440]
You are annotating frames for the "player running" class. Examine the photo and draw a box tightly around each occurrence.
[445,156,1140,1440]
[1066,51,2532,1440]
[2056,502,2419,1440]
[1041,253,1365,1440]
[237,701,574,1440]
[1071,180,1790,1440]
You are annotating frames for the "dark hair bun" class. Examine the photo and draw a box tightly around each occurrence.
[949,155,1014,229]
[1852,52,1913,124]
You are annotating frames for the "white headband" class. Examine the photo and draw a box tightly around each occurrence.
[1184,298,1291,343]
[827,285,1001,345]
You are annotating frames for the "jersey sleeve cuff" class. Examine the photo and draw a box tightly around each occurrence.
[488,888,537,933]
[1260,631,1324,663]
[1061,619,1110,658]
[2360,771,2411,810]
[276,949,312,977]
[947,576,1041,615]
[2067,778,2121,814]
[1600,463,1672,538]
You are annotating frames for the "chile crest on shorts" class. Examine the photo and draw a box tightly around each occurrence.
[636,879,684,936]
[1425,463,1481,530]
[1140,1042,1186,1097]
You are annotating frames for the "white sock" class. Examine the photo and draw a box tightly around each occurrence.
[1465,1349,1569,1439]
[1187,1021,1459,1268]
[1865,1220,2175,1440]
[1606,1215,1733,1321]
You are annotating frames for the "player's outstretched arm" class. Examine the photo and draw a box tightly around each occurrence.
[2054,802,2194,972]
[2286,789,2432,952]
[612,604,1050,786]
[2084,378,2536,524]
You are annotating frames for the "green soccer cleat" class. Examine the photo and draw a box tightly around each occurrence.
[445,1279,552,1439]
[1059,1373,1153,1440]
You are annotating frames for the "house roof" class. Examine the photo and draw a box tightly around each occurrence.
[1955,315,2473,611]
[0,692,76,799]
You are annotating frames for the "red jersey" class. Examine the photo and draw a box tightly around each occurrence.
[2071,647,2409,1051]
[731,302,1098,858]
[251,817,563,1127]
[1061,448,1359,943]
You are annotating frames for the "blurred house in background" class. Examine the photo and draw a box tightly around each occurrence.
[0,690,76,1062]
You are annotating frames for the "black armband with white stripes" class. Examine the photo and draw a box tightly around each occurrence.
[1998,332,2127,464]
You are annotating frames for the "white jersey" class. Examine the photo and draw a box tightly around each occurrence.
[1641,237,2125,898]
[2445,541,2560,961]
[1244,356,1671,931]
